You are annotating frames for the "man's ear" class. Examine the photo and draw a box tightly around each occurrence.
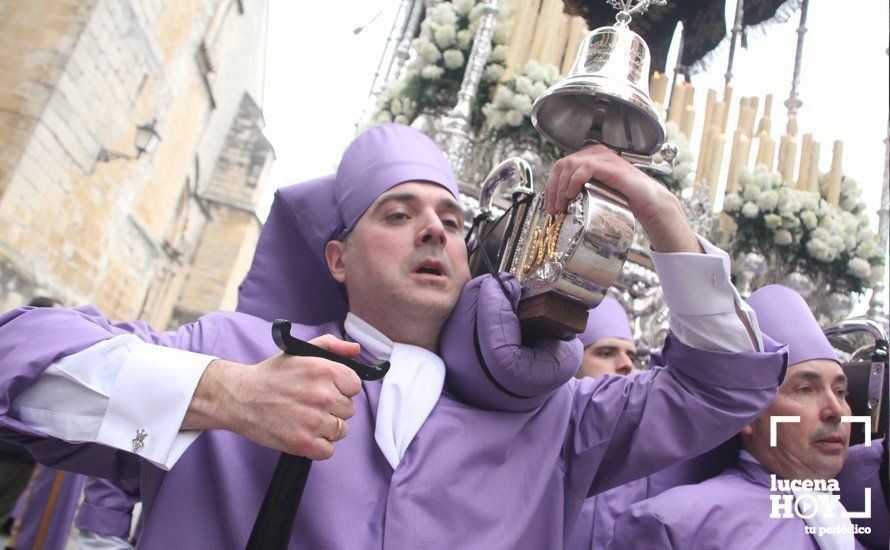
[740,422,755,437]
[325,240,348,283]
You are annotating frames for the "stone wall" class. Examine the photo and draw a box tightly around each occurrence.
[0,0,272,325]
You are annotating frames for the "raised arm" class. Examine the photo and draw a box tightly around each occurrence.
[0,306,362,478]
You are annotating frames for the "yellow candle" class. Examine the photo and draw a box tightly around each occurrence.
[667,82,686,124]
[650,71,668,108]
[826,140,844,206]
[777,134,797,185]
[796,133,813,190]
[721,83,734,132]
[755,132,776,171]
[807,140,821,194]
[680,105,696,138]
[707,133,727,204]
[726,132,751,192]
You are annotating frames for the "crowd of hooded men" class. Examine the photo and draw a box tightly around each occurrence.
[0,124,886,549]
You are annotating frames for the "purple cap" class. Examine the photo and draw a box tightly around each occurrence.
[236,124,459,324]
[578,296,633,348]
[747,284,838,366]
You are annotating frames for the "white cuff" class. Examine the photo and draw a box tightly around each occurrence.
[650,235,762,352]
[96,343,213,470]
[650,235,737,316]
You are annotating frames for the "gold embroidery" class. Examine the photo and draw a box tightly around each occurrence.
[523,213,565,273]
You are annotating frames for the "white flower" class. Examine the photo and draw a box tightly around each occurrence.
[429,4,458,26]
[456,29,474,50]
[781,215,801,230]
[870,264,884,283]
[394,115,409,125]
[754,171,772,188]
[483,63,505,82]
[487,110,506,129]
[673,164,691,180]
[738,168,755,188]
[505,109,524,126]
[524,60,547,83]
[372,110,392,124]
[434,25,456,49]
[469,3,485,23]
[530,81,548,99]
[420,65,444,79]
[491,45,509,63]
[722,193,742,212]
[847,256,871,279]
[543,63,561,84]
[847,257,872,279]
[856,238,880,259]
[452,0,475,16]
[798,191,819,212]
[800,210,818,230]
[757,189,779,211]
[764,214,782,229]
[443,49,464,69]
[774,229,793,245]
[492,21,513,45]
[514,75,534,96]
[494,86,514,108]
[742,184,762,202]
[510,93,532,115]
[413,39,441,64]
[389,98,403,115]
[742,202,760,218]
[806,238,835,262]
[778,195,801,215]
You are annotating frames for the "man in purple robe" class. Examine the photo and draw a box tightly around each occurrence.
[6,465,84,550]
[0,124,786,548]
[609,284,887,550]
[574,297,639,380]
[567,297,647,550]
[75,476,140,549]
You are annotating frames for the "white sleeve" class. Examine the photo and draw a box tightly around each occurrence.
[649,235,763,353]
[77,531,134,550]
[10,334,214,470]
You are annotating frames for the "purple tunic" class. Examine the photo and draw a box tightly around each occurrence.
[566,478,647,549]
[0,303,787,549]
[836,439,888,549]
[608,458,874,550]
[8,465,85,550]
[75,476,140,539]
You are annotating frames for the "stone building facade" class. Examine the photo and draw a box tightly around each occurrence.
[0,0,274,328]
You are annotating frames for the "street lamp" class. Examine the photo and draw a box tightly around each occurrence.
[96,119,162,162]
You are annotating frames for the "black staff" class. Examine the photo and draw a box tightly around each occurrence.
[246,320,390,550]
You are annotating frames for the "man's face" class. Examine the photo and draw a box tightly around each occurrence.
[742,359,851,480]
[576,337,637,378]
[326,181,471,328]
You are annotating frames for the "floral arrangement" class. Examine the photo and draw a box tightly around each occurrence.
[721,165,883,295]
[652,121,695,196]
[477,60,564,162]
[368,0,513,129]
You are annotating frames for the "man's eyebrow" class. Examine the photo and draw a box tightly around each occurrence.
[369,193,463,220]
[439,197,464,220]
[369,193,418,214]
[787,370,848,384]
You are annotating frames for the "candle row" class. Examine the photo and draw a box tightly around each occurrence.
[648,74,846,208]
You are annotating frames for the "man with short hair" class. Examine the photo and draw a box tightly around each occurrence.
[568,296,646,550]
[609,284,887,549]
[0,124,785,548]
[574,296,638,380]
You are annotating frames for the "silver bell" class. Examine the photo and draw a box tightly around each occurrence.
[530,21,664,156]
